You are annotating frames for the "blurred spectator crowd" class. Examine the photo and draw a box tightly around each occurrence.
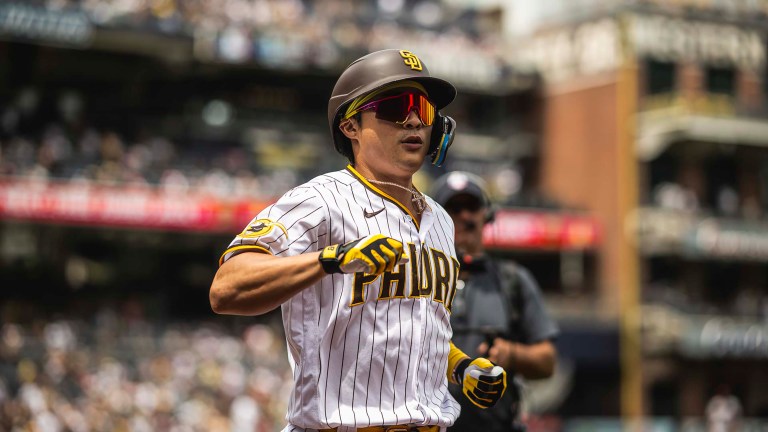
[0,86,308,201]
[1,0,518,199]
[0,122,301,200]
[27,0,505,69]
[0,309,291,432]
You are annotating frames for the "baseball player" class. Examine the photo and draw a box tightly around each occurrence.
[209,49,507,432]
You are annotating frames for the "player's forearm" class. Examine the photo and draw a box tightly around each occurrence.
[210,251,325,316]
[510,340,556,379]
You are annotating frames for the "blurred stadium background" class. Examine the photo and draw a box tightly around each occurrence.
[1,0,768,430]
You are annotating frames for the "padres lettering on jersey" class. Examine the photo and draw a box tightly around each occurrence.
[221,165,461,431]
[349,245,460,310]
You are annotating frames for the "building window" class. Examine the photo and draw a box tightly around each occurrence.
[705,66,736,95]
[646,59,676,95]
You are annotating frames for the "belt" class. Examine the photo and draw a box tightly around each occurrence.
[319,426,440,432]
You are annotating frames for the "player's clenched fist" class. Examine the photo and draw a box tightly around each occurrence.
[319,234,409,275]
[455,357,507,409]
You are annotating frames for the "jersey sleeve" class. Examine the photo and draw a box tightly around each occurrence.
[219,187,328,265]
[515,266,560,344]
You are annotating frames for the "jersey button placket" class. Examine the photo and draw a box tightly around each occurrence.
[407,215,429,415]
[417,296,429,410]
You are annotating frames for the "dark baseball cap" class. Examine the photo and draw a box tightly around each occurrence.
[431,171,490,208]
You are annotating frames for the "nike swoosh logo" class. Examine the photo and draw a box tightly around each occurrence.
[363,208,385,218]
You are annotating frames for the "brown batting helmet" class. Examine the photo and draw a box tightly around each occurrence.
[328,49,457,161]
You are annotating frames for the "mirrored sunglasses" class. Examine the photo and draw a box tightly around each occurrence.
[356,91,436,126]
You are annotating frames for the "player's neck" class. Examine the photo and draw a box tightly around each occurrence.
[354,163,413,189]
[355,165,414,198]
[353,163,424,218]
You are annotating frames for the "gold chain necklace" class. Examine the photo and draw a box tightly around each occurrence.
[366,178,428,214]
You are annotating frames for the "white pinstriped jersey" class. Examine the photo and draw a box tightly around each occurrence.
[220,165,462,431]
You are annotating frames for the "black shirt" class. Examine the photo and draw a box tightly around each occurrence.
[449,258,559,432]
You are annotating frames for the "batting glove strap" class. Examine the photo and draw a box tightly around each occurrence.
[460,357,507,409]
[453,358,471,384]
[319,242,355,274]
[447,342,470,384]
[319,234,405,275]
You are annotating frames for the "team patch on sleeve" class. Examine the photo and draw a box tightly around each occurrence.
[238,219,288,239]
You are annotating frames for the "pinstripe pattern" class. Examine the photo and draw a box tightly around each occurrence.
[223,167,461,431]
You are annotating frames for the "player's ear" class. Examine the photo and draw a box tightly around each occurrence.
[339,118,360,141]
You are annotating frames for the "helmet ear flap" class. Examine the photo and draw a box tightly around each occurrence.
[429,114,456,167]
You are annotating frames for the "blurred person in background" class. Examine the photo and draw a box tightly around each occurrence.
[210,49,507,432]
[706,384,742,432]
[431,171,559,432]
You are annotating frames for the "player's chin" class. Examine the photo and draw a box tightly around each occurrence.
[403,143,430,159]
[396,149,427,168]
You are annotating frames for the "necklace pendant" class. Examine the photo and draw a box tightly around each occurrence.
[412,193,426,214]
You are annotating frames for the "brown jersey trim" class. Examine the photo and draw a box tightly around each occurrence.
[345,164,420,231]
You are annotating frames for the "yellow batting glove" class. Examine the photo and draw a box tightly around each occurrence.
[319,234,408,275]
[456,357,507,409]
